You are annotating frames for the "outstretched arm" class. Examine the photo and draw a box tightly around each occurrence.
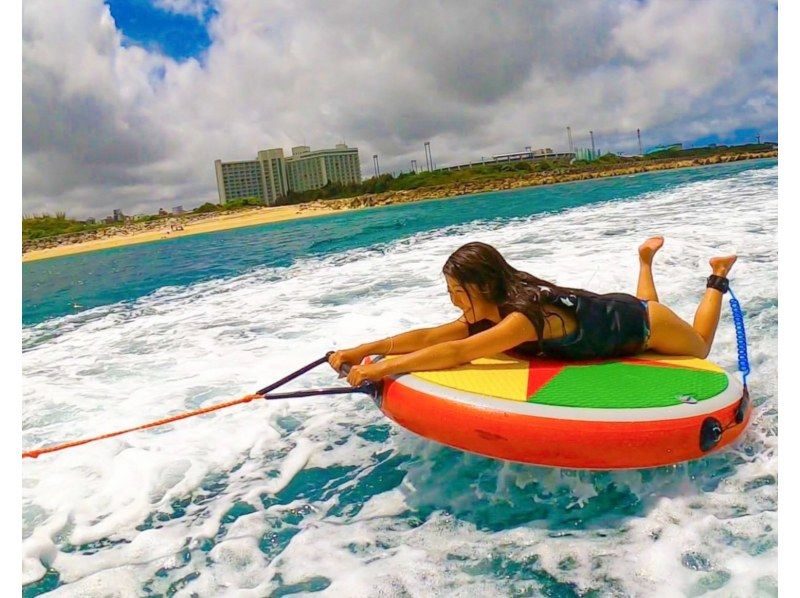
[348,312,537,384]
[329,318,470,371]
[363,318,470,355]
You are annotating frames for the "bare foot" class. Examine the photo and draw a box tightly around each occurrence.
[709,255,737,277]
[638,236,664,264]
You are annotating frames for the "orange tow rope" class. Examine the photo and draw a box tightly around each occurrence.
[22,354,377,460]
[22,394,262,459]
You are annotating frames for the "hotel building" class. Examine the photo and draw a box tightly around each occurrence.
[215,144,361,206]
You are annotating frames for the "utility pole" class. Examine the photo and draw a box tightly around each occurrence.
[637,129,643,156]
[411,159,417,173]
[373,154,380,177]
[566,126,574,153]
[424,141,432,172]
[590,130,596,157]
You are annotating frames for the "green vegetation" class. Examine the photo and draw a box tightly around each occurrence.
[644,142,774,160]
[195,197,268,213]
[193,202,222,214]
[595,152,628,164]
[197,196,273,213]
[23,213,110,241]
[221,196,265,209]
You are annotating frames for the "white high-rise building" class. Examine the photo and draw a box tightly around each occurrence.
[215,144,361,206]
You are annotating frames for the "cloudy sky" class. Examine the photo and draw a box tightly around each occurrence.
[22,0,777,219]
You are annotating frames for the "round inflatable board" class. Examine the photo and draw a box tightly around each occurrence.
[371,352,751,469]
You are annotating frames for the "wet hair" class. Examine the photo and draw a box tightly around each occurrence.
[442,242,593,348]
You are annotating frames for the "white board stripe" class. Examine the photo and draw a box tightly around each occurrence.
[388,372,743,422]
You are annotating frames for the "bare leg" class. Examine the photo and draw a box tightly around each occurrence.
[647,255,737,358]
[637,236,664,302]
[693,255,737,348]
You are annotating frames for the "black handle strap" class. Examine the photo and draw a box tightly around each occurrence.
[256,353,333,395]
[255,352,381,400]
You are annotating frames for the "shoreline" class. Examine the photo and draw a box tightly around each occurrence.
[22,151,777,263]
[22,204,342,263]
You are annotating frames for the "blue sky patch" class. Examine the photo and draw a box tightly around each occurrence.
[689,127,777,148]
[105,0,215,61]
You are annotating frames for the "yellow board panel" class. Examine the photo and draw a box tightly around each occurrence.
[409,353,530,401]
[384,351,726,403]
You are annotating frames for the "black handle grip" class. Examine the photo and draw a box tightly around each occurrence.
[336,362,353,380]
[329,354,382,402]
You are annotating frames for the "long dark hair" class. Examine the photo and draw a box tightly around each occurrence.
[442,242,594,346]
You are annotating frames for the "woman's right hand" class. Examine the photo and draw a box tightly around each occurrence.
[328,348,366,373]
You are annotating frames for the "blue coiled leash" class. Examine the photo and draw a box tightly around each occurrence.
[728,286,751,425]
[728,287,750,388]
[699,284,751,451]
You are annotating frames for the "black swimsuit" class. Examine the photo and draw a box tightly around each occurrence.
[467,289,651,360]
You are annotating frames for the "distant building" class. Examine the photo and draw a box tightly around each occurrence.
[437,148,574,172]
[574,148,601,161]
[285,144,361,194]
[215,144,361,206]
[113,209,124,222]
[84,217,96,224]
[172,205,185,214]
[492,148,555,161]
[104,216,115,224]
[158,208,169,216]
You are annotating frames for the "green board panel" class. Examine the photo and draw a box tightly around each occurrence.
[528,362,729,409]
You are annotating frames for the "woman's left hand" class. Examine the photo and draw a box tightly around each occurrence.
[347,363,385,387]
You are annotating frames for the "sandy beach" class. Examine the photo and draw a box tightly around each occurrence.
[22,151,777,263]
[22,204,340,262]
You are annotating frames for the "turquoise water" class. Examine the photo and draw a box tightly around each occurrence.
[22,160,778,596]
[23,160,775,327]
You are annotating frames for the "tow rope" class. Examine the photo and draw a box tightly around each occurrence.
[24,293,754,461]
[22,353,377,459]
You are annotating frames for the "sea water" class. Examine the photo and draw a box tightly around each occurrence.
[22,160,777,596]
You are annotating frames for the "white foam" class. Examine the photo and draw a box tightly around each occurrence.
[260,438,314,495]
[22,165,777,595]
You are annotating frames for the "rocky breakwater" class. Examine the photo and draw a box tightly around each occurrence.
[301,151,778,213]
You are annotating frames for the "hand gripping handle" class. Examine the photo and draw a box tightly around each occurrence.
[338,361,382,402]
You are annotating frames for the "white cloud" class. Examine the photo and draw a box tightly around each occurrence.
[22,0,777,218]
[153,0,212,20]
